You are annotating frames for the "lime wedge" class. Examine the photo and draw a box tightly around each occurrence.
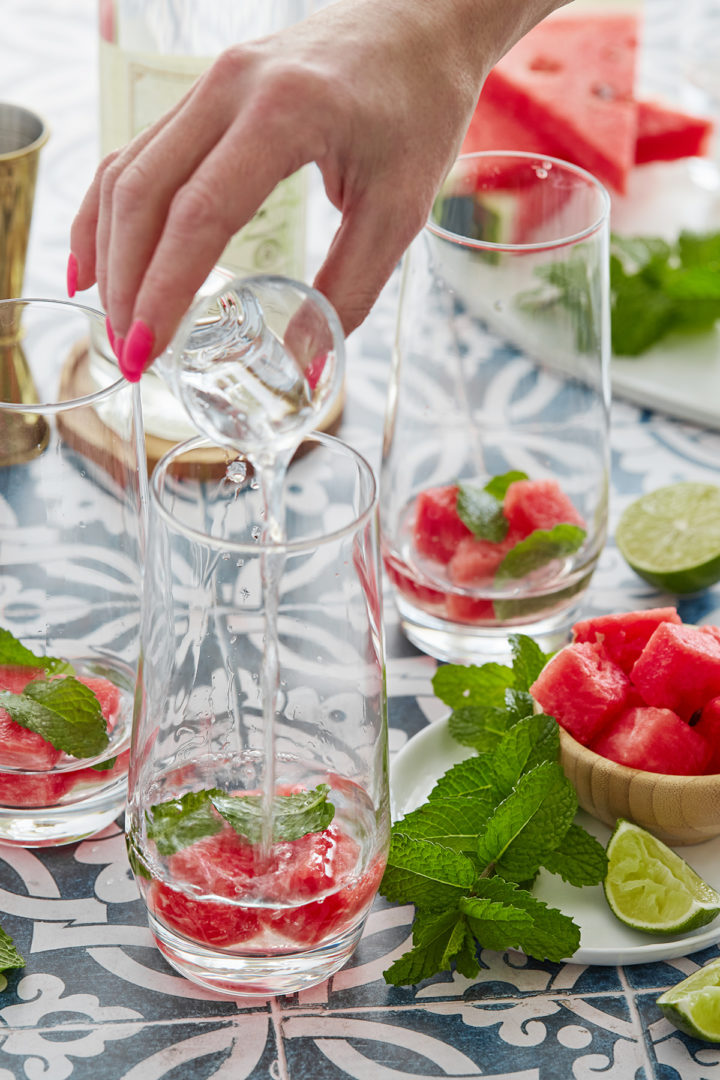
[657,958,720,1042]
[615,482,720,595]
[604,819,720,935]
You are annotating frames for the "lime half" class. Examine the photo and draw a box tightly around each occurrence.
[604,820,720,935]
[657,958,720,1042]
[616,482,720,594]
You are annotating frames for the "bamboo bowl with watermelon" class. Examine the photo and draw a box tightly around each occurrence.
[530,608,720,846]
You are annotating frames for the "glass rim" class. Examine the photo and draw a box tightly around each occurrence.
[0,297,128,414]
[0,103,49,160]
[151,431,378,555]
[427,151,611,253]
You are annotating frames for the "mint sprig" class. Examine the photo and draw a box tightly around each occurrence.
[147,783,335,854]
[381,634,607,985]
[495,523,586,581]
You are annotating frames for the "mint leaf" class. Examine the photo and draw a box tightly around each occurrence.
[510,633,552,691]
[210,784,335,843]
[380,834,476,908]
[148,784,335,854]
[472,876,580,962]
[495,524,585,582]
[432,662,513,710]
[485,715,560,802]
[0,628,73,675]
[394,795,495,851]
[383,909,476,986]
[540,822,608,886]
[677,230,720,268]
[448,702,514,751]
[456,484,508,542]
[476,761,577,882]
[0,927,24,973]
[147,790,223,855]
[503,689,535,724]
[484,471,528,500]
[0,678,109,759]
[459,893,536,953]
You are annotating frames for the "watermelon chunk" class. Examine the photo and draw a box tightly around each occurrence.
[0,665,61,770]
[481,13,639,194]
[150,828,261,948]
[693,697,720,774]
[448,529,523,585]
[446,594,496,623]
[530,641,630,745]
[630,623,720,720]
[591,705,712,775]
[413,485,471,564]
[635,100,714,164]
[572,607,682,674]
[503,479,585,538]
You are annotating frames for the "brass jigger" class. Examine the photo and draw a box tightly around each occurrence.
[0,103,50,464]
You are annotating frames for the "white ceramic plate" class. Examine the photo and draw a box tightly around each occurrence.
[609,157,720,431]
[390,717,720,966]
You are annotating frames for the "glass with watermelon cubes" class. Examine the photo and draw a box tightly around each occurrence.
[126,432,389,996]
[0,298,145,845]
[380,151,611,662]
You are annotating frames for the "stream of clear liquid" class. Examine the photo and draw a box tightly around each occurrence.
[255,451,293,863]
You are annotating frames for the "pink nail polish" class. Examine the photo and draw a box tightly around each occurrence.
[105,316,115,352]
[66,253,78,298]
[115,336,125,365]
[119,319,153,382]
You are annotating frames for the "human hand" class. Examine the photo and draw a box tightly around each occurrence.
[69,0,566,380]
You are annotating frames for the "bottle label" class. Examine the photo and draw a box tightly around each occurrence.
[99,40,306,279]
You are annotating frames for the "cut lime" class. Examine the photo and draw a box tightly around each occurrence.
[615,482,720,595]
[657,958,720,1042]
[604,819,720,935]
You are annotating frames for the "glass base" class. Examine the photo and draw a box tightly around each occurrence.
[396,594,586,664]
[149,911,368,998]
[0,776,127,847]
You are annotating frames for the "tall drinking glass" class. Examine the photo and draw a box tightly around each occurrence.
[381,152,611,663]
[0,298,145,845]
[126,432,389,997]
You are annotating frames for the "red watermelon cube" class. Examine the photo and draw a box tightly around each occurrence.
[448,529,523,586]
[530,642,630,745]
[446,593,495,623]
[591,705,712,775]
[694,696,720,774]
[413,485,471,564]
[503,479,585,539]
[0,664,61,770]
[630,623,720,720]
[572,607,681,674]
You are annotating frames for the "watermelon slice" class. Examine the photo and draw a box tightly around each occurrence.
[630,623,720,721]
[448,529,523,585]
[480,13,639,193]
[572,607,682,674]
[463,81,713,170]
[503,479,585,538]
[413,485,471,564]
[635,100,714,164]
[591,705,711,775]
[530,641,630,745]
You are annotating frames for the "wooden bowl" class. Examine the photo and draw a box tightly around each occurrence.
[559,728,720,846]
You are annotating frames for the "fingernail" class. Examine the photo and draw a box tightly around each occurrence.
[115,336,125,365]
[119,319,153,382]
[105,316,115,352]
[66,253,78,298]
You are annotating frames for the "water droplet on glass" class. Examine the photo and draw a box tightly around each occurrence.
[251,525,261,541]
[534,167,548,179]
[225,459,248,485]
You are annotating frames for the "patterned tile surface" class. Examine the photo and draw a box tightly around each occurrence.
[3,2,720,1078]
